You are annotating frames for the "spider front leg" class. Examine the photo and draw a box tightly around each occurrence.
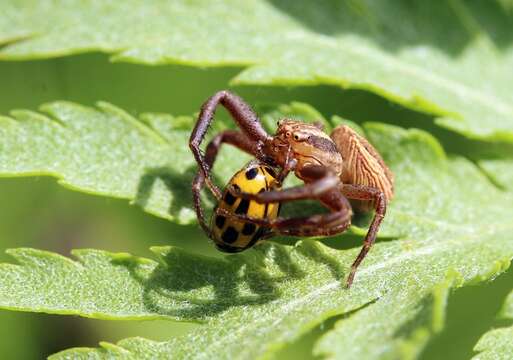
[341,183,387,288]
[192,130,260,235]
[232,164,353,237]
[216,198,351,238]
[190,90,272,198]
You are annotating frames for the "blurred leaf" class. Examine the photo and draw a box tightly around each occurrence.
[418,267,513,360]
[502,290,513,320]
[478,159,513,191]
[473,327,513,360]
[1,123,513,359]
[0,311,40,359]
[1,1,513,141]
[472,284,513,359]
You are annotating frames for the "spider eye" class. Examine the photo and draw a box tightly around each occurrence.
[285,131,291,138]
[293,134,300,141]
[277,119,283,127]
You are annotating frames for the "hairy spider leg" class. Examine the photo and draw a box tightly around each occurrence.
[229,164,353,237]
[190,91,272,200]
[341,183,387,288]
[192,130,258,235]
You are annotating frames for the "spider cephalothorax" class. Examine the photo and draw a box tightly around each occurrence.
[264,120,343,180]
[190,90,393,287]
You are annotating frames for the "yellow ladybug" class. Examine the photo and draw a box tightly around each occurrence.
[211,161,281,252]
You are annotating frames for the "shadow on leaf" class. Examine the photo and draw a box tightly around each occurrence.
[110,241,352,320]
[111,243,305,320]
[296,240,345,281]
[134,165,196,218]
[134,164,230,221]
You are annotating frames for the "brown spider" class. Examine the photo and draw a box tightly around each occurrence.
[190,91,394,287]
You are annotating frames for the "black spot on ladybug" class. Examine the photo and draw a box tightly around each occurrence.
[215,215,226,229]
[245,167,259,180]
[242,223,256,235]
[235,199,250,215]
[221,226,239,244]
[264,167,277,178]
[224,191,236,206]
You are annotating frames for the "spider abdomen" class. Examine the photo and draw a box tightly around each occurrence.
[211,162,281,253]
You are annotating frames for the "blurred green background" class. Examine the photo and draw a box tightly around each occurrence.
[0,54,511,359]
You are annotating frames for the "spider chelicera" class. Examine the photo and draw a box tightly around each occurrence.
[190,91,394,287]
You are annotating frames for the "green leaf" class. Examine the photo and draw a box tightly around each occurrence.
[2,121,513,359]
[478,159,513,191]
[472,289,513,360]
[2,1,513,141]
[473,327,513,360]
[0,102,209,224]
[502,290,513,320]
[0,101,331,224]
